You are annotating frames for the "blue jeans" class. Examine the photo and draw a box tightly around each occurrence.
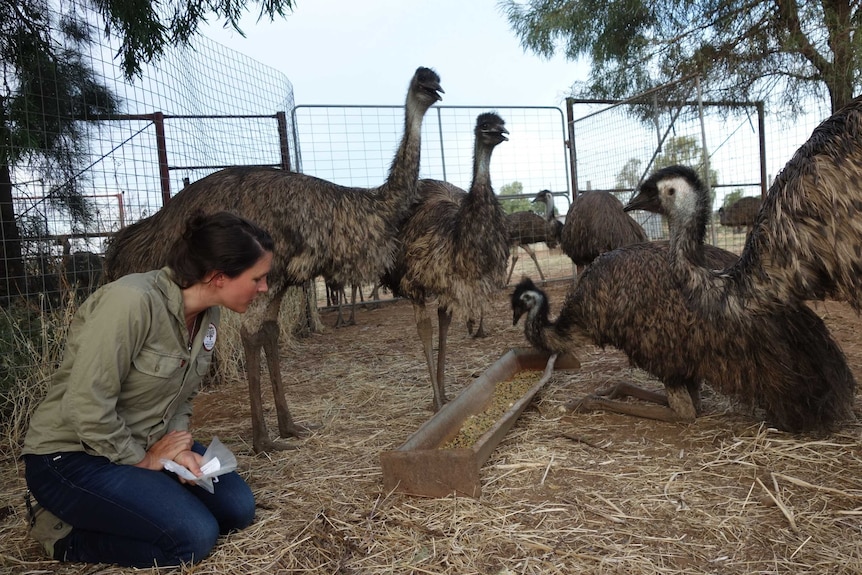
[23,442,255,568]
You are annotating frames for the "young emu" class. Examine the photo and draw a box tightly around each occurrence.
[104,67,443,453]
[384,112,510,410]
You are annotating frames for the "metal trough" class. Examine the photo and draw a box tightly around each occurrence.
[380,348,580,498]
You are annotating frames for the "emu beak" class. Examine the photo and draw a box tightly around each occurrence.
[512,308,524,326]
[624,189,654,212]
[423,82,444,102]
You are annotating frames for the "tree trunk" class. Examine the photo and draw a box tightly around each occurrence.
[824,0,854,113]
[0,162,25,303]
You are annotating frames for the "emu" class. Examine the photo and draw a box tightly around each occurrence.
[513,97,862,430]
[504,190,563,284]
[104,66,443,452]
[512,248,854,432]
[718,196,760,233]
[384,113,510,410]
[630,95,862,316]
[559,190,647,273]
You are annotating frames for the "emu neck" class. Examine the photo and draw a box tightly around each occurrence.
[540,195,555,221]
[470,143,494,196]
[666,187,742,318]
[668,204,708,268]
[381,99,427,220]
[458,142,499,223]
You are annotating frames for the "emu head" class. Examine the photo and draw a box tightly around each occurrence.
[475,112,509,147]
[412,67,444,106]
[510,277,547,326]
[625,164,705,226]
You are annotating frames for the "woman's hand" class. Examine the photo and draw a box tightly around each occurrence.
[134,430,194,471]
[172,449,204,484]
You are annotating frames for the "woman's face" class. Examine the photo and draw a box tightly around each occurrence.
[219,251,273,313]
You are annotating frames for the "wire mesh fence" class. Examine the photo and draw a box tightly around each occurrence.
[566,82,832,255]
[0,0,841,395]
[293,103,573,303]
[4,3,297,311]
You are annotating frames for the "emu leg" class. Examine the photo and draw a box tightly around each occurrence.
[333,287,349,328]
[566,383,697,423]
[506,250,520,285]
[346,284,358,326]
[522,245,546,282]
[434,306,453,410]
[239,327,269,453]
[471,314,488,339]
[413,303,439,410]
[241,293,304,453]
[260,319,308,442]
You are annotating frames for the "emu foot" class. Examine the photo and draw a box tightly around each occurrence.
[429,396,449,412]
[279,422,321,439]
[253,437,302,453]
[564,395,607,413]
[593,381,669,405]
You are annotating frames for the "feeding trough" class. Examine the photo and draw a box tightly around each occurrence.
[380,348,580,498]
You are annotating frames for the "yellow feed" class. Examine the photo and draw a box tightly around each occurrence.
[442,370,541,449]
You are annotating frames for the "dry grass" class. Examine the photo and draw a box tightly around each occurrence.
[2,280,862,575]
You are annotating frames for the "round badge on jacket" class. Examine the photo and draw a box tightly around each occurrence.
[203,323,217,351]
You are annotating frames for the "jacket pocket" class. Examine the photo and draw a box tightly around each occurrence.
[194,353,213,376]
[133,348,185,378]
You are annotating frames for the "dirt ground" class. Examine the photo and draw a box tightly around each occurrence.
[2,279,862,574]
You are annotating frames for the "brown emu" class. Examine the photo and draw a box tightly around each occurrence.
[511,240,855,431]
[560,190,647,272]
[103,67,443,452]
[718,195,760,233]
[629,95,862,316]
[383,112,510,410]
[504,190,563,284]
[513,98,862,432]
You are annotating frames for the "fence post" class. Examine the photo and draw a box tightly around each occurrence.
[756,101,767,198]
[276,111,292,171]
[153,112,171,205]
[565,98,578,198]
[436,108,447,182]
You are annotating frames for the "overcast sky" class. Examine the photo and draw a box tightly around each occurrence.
[201,0,589,107]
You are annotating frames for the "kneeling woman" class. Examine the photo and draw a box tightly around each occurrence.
[22,211,274,567]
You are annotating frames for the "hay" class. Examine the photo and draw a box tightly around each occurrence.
[2,280,862,574]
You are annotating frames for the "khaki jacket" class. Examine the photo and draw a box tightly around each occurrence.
[22,268,219,465]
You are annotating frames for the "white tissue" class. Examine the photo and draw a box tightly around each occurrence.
[160,436,237,493]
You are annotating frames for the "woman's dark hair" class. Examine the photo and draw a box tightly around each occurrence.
[167,211,275,288]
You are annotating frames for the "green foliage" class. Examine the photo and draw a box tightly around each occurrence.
[654,136,718,185]
[615,158,643,189]
[499,181,525,196]
[500,197,534,215]
[81,0,298,79]
[501,0,862,114]
[615,136,719,191]
[498,181,543,214]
